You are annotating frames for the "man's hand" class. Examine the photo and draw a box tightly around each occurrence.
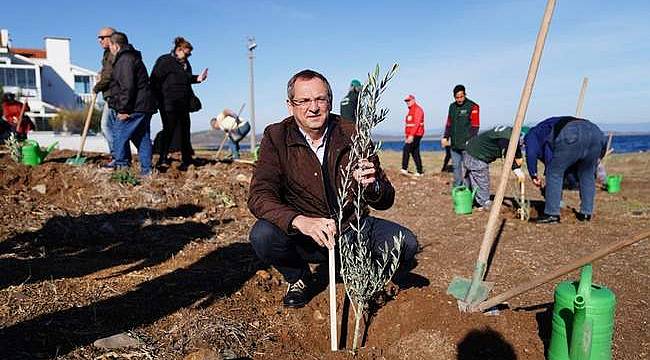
[117,113,130,121]
[292,215,336,249]
[532,176,543,187]
[353,158,376,187]
[513,168,525,183]
[441,137,450,147]
[405,135,414,144]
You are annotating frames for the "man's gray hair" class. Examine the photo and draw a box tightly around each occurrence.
[286,69,333,104]
[110,32,129,47]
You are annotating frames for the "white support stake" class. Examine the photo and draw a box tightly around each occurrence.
[328,248,337,351]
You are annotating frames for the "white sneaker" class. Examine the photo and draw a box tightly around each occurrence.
[400,169,410,176]
[413,172,424,177]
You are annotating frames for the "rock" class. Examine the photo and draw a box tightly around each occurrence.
[93,333,141,349]
[312,309,325,323]
[183,348,223,360]
[32,184,46,194]
[256,270,271,280]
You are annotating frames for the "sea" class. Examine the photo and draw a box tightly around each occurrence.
[378,134,650,154]
[228,134,650,154]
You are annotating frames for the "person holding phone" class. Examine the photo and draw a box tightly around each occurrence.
[150,36,208,171]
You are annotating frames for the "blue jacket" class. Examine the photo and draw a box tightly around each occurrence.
[524,116,572,178]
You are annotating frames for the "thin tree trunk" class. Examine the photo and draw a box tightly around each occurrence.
[352,300,364,352]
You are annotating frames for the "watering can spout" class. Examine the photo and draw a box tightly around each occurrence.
[41,141,59,161]
[569,265,593,360]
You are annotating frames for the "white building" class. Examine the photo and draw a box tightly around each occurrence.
[0,28,98,130]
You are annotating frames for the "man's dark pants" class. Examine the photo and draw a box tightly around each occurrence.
[401,136,424,174]
[544,120,605,216]
[250,217,419,284]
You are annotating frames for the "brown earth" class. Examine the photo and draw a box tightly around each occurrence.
[0,149,648,359]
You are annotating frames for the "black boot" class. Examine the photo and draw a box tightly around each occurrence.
[536,214,561,224]
[283,278,309,308]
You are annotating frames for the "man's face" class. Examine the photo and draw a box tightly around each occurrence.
[405,99,415,107]
[109,41,119,55]
[454,91,466,105]
[287,77,331,132]
[97,29,113,50]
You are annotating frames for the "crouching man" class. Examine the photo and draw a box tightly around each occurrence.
[463,125,525,210]
[248,70,419,308]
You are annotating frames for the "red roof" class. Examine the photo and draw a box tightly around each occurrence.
[11,47,47,59]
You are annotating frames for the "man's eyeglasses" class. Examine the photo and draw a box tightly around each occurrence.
[290,97,329,108]
[97,35,111,40]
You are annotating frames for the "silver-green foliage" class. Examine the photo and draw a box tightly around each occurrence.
[7,133,22,163]
[336,64,402,352]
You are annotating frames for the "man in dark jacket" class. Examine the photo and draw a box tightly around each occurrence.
[108,32,156,176]
[93,27,118,165]
[524,116,606,223]
[248,70,419,308]
[443,84,480,186]
[339,79,362,122]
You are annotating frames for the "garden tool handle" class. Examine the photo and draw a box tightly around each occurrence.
[15,99,28,135]
[475,230,650,312]
[77,94,97,158]
[464,0,557,305]
[476,0,556,265]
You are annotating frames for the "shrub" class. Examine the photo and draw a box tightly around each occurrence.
[49,105,101,134]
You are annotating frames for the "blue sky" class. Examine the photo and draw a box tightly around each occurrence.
[3,0,649,135]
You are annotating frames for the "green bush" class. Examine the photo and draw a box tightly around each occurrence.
[49,105,101,134]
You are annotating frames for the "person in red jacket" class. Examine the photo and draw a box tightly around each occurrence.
[401,94,425,176]
[1,93,34,141]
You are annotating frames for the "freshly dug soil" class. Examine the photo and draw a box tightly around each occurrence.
[0,150,648,359]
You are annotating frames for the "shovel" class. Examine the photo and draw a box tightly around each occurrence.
[447,0,557,311]
[66,93,97,165]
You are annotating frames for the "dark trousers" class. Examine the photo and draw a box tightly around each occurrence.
[544,120,605,216]
[249,217,419,284]
[442,145,452,171]
[401,136,423,173]
[159,110,193,164]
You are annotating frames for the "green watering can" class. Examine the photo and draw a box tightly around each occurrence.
[605,175,622,194]
[452,186,477,215]
[21,140,59,166]
[548,264,617,360]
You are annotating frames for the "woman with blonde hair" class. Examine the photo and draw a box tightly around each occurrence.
[150,36,208,171]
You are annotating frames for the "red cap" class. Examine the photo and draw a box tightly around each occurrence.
[404,94,415,101]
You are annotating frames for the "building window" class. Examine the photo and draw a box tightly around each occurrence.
[74,75,91,94]
[0,67,37,89]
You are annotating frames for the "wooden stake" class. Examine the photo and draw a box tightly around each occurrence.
[463,0,557,304]
[328,248,337,351]
[575,77,589,117]
[476,230,650,312]
[520,181,525,221]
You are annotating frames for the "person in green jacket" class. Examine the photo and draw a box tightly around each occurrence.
[463,126,525,209]
[339,79,362,122]
[442,84,480,186]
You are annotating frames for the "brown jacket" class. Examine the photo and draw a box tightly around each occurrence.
[93,48,114,97]
[248,114,395,234]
